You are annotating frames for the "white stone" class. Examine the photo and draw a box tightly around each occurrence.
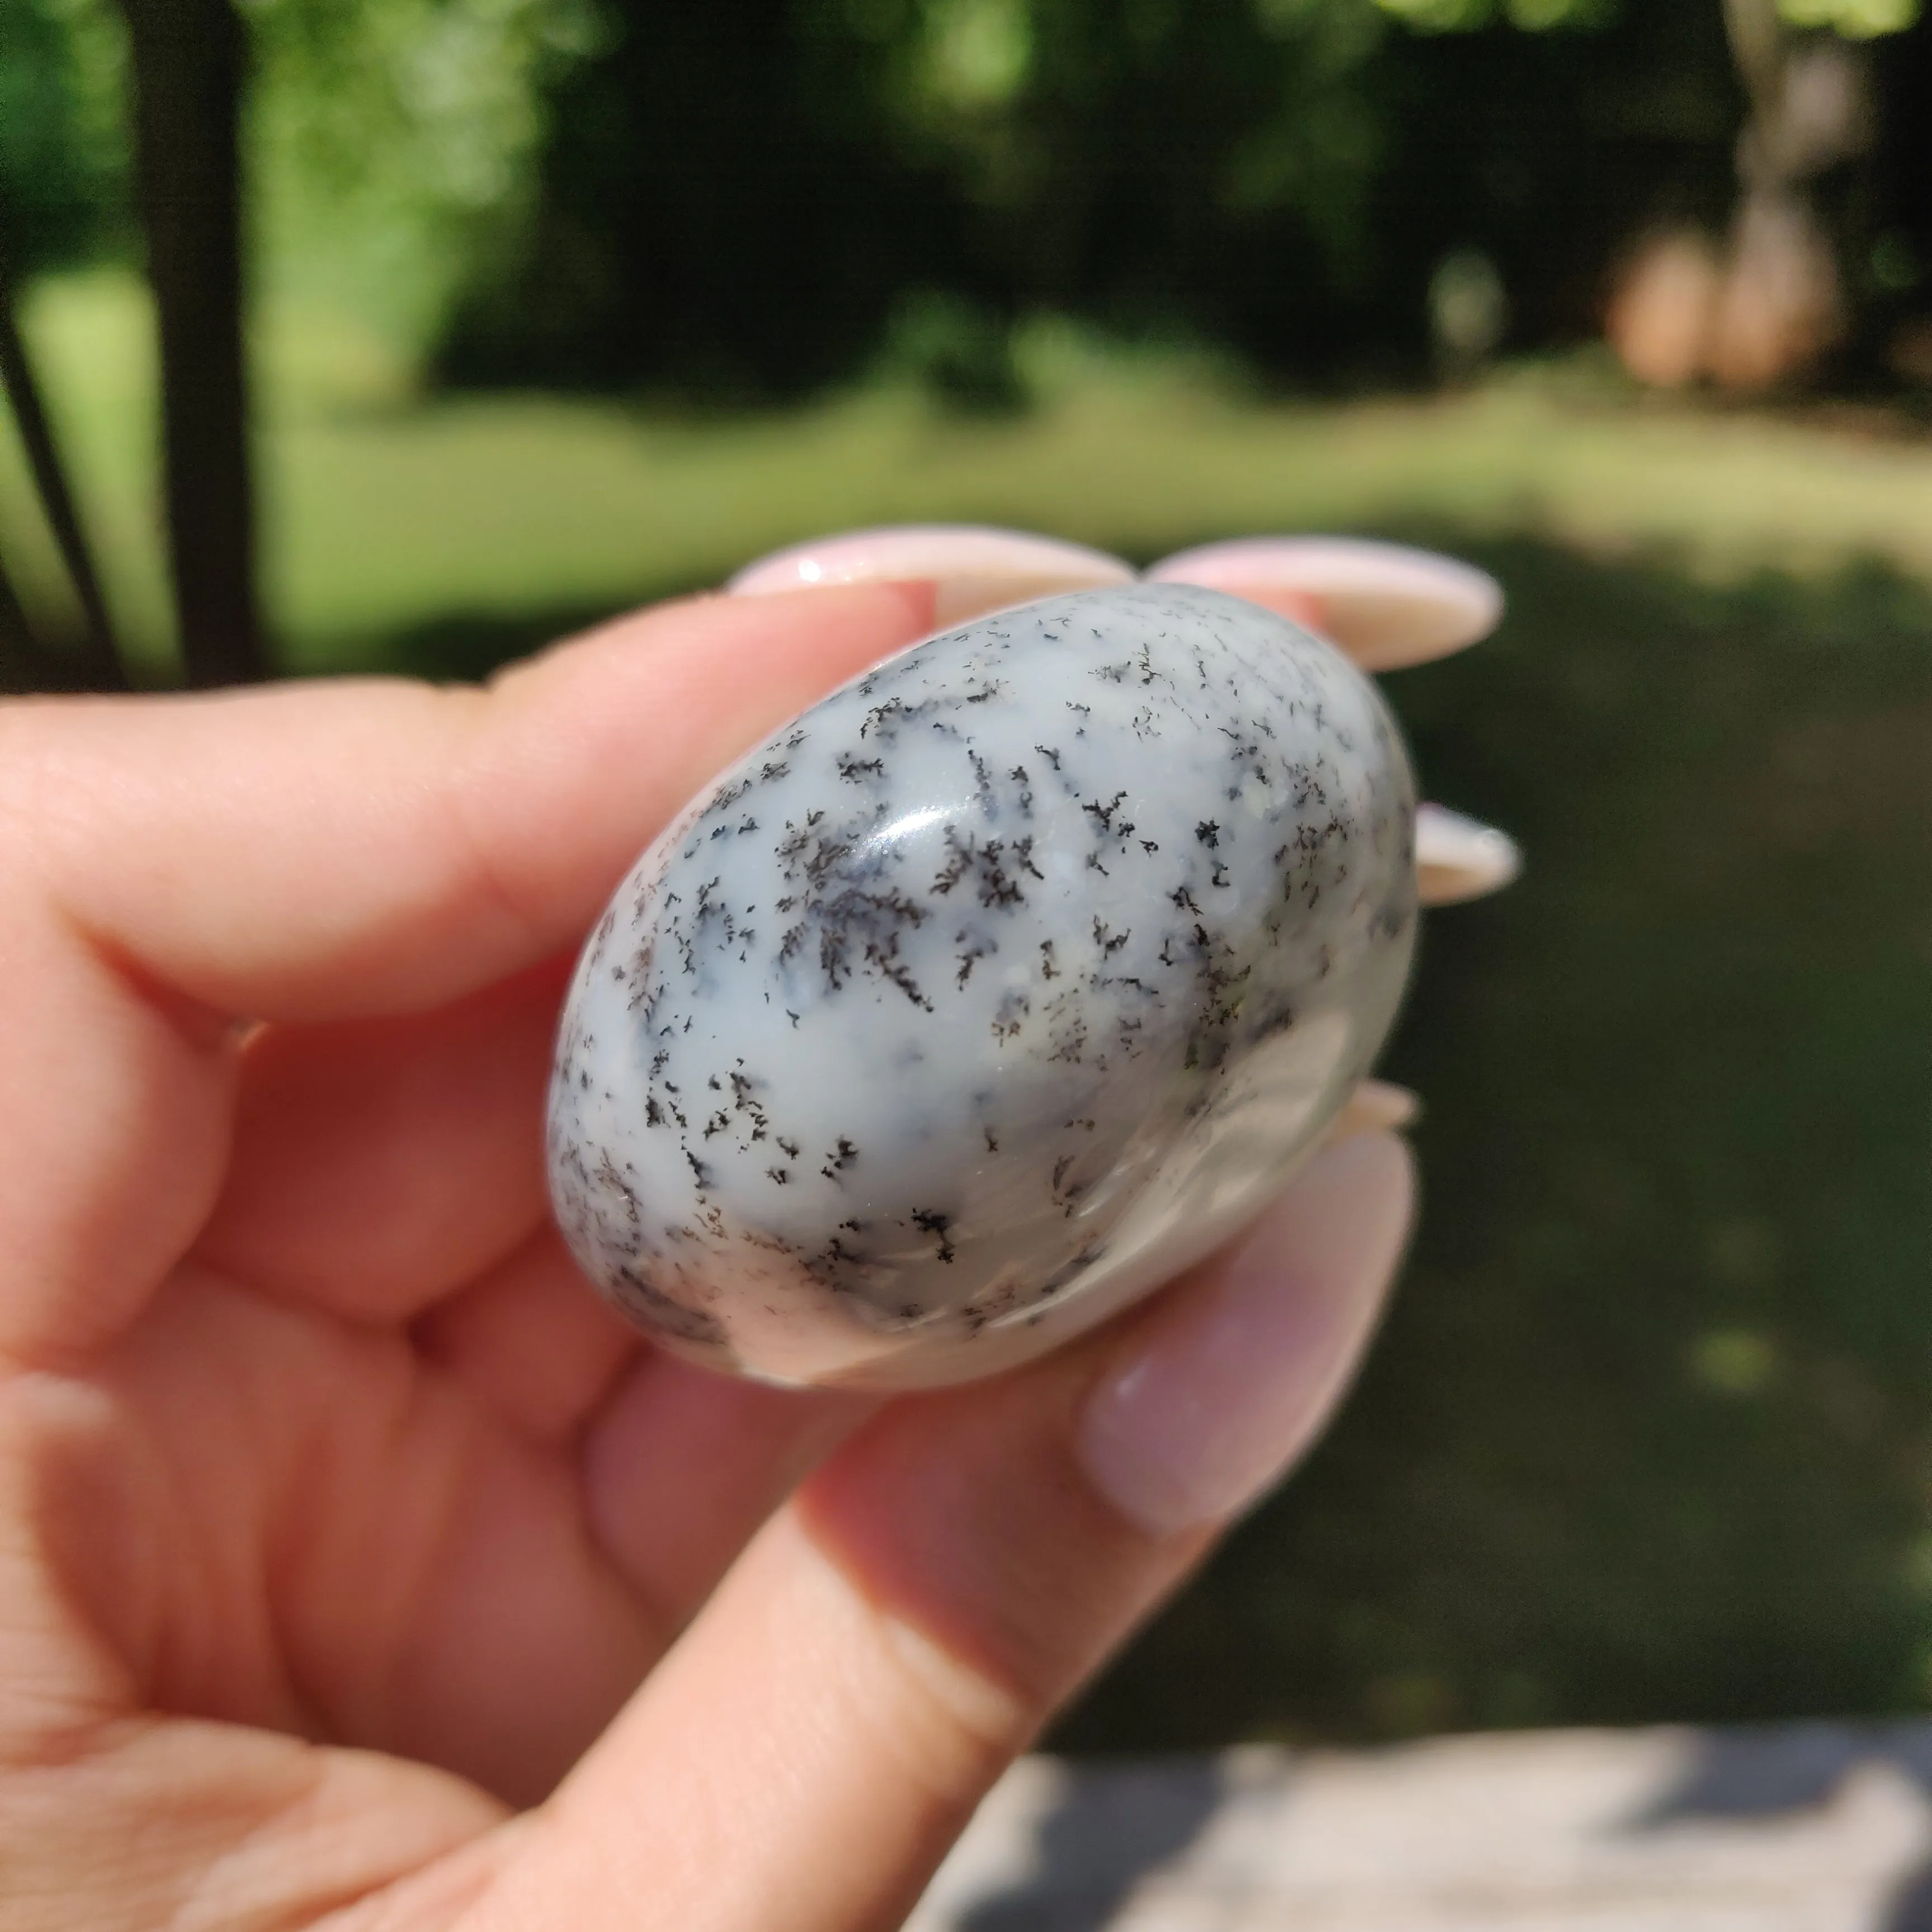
[547,586,1417,1389]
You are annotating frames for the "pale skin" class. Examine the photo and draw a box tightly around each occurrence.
[0,583,1412,1931]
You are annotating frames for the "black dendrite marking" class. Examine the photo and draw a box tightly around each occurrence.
[931,827,1040,908]
[910,1208,956,1264]
[965,747,996,814]
[992,991,1030,1043]
[955,930,996,987]
[817,1137,859,1185]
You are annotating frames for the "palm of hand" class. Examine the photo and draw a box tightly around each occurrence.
[11,965,827,1908]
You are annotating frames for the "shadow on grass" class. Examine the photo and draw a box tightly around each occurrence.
[1043,537,1932,1755]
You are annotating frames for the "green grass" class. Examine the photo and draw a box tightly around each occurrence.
[5,271,1931,1752]
[16,271,1932,677]
[1059,544,1932,1749]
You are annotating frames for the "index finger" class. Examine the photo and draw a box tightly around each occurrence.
[0,585,934,1363]
[3,584,935,1024]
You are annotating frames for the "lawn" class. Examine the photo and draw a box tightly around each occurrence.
[4,271,1930,1750]
[15,271,1932,673]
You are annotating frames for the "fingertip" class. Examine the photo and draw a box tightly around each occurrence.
[1076,1130,1415,1540]
[1149,537,1502,670]
[728,526,1129,627]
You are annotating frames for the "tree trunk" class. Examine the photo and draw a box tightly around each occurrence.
[0,542,44,688]
[1710,0,1863,390]
[119,0,268,685]
[0,248,128,689]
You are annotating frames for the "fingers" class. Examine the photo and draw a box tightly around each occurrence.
[195,964,565,1319]
[2,584,936,1027]
[729,525,1132,628]
[0,585,932,1364]
[579,1351,874,1635]
[1328,1077,1420,1142]
[413,1227,641,1443]
[0,882,236,1365]
[1146,537,1503,671]
[1416,802,1523,905]
[732,533,1521,921]
[0,1716,506,1932]
[468,1133,1413,1932]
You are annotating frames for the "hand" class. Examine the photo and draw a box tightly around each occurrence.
[0,584,1412,1931]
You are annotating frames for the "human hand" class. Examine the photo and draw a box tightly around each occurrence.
[0,583,1412,1930]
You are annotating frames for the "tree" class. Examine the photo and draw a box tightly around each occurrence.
[119,0,266,685]
[0,242,124,688]
[1609,0,1920,386]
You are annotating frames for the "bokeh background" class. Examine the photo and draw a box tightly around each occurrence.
[1,0,1928,1750]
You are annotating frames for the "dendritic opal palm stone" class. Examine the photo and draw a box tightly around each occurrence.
[548,586,1417,1389]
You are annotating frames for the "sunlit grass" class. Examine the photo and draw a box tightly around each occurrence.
[9,269,1932,678]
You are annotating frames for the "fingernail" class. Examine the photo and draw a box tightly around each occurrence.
[1076,1131,1415,1539]
[1147,537,1502,671]
[1327,1078,1420,1142]
[1416,802,1522,906]
[727,525,1133,627]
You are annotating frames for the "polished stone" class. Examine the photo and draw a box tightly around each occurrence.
[547,585,1417,1388]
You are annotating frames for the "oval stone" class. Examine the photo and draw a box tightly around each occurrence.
[547,585,1418,1389]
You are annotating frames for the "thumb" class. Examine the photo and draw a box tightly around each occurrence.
[462,1131,1414,1932]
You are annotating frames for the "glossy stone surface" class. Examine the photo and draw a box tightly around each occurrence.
[547,586,1418,1389]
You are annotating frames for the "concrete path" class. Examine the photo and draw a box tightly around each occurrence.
[906,1724,1932,1930]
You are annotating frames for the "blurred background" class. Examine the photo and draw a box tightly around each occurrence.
[1,0,1928,1752]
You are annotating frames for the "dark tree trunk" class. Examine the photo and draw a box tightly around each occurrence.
[0,541,44,686]
[119,0,268,685]
[0,248,128,690]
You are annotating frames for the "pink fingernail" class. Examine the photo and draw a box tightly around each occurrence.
[727,525,1133,627]
[1076,1131,1416,1539]
[1147,537,1503,671]
[1415,802,1523,905]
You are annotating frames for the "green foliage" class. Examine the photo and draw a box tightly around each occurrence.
[0,0,127,272]
[1373,0,1920,31]
[3,0,1929,388]
[1372,0,1613,30]
[912,0,1035,110]
[427,0,1754,394]
[1779,0,1920,34]
[240,0,603,352]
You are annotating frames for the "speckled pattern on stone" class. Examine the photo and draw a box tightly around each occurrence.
[547,585,1418,1388]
